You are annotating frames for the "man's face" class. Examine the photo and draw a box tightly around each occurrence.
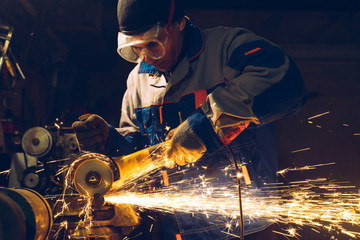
[117,18,186,71]
[142,19,186,72]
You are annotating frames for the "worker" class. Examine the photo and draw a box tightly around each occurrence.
[72,0,307,239]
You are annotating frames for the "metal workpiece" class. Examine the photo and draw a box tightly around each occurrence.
[0,187,53,240]
[91,193,105,209]
[46,194,139,239]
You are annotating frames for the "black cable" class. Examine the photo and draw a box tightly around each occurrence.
[23,152,29,169]
[225,145,244,240]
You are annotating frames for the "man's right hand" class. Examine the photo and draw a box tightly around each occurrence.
[72,114,110,153]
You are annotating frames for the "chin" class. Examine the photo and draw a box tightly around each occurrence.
[154,63,170,72]
[146,58,172,72]
[157,66,168,72]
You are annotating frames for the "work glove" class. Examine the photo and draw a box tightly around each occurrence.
[72,114,110,153]
[165,120,206,167]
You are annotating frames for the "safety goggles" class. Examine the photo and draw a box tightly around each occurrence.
[117,23,169,63]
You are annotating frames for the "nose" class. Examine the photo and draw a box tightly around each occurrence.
[143,55,155,65]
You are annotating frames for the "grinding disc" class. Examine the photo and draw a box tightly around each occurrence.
[73,159,114,197]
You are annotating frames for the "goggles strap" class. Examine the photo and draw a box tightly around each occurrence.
[167,0,175,28]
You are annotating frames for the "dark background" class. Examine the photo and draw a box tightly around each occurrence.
[1,0,360,239]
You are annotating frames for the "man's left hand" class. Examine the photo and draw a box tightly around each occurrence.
[165,120,206,167]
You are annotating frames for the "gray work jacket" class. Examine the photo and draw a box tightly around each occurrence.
[107,18,306,239]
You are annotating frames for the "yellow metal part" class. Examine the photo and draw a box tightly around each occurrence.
[0,187,52,240]
[111,140,169,188]
[113,203,140,226]
[113,147,153,186]
[240,165,252,185]
[71,141,170,196]
[16,188,53,240]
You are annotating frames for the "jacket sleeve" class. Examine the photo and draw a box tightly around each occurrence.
[197,36,307,149]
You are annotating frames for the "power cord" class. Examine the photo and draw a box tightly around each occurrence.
[226,145,244,240]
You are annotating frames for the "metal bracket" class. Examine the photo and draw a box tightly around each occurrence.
[0,26,25,80]
[0,25,14,73]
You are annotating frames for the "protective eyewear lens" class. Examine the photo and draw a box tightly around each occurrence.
[131,40,166,60]
[117,23,168,63]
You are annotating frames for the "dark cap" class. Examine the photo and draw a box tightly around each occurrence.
[117,0,184,35]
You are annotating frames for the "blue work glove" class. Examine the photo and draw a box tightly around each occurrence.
[166,119,206,167]
[72,114,110,153]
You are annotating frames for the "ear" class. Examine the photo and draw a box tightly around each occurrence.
[179,17,186,31]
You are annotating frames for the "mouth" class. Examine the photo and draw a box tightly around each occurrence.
[152,60,168,71]
[144,56,169,72]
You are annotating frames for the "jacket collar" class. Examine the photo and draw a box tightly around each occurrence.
[185,17,204,62]
[138,61,158,75]
[138,17,204,75]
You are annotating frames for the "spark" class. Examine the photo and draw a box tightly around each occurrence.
[104,162,360,239]
[273,228,301,240]
[291,148,311,153]
[287,227,301,238]
[341,230,357,238]
[221,230,241,238]
[165,125,171,132]
[57,146,360,239]
[54,164,69,176]
[311,228,320,233]
[277,162,335,176]
[53,220,68,239]
[0,169,10,176]
[307,111,330,120]
[35,168,45,173]
[47,157,71,164]
[51,153,100,239]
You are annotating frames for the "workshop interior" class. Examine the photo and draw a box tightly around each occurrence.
[1,0,360,239]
